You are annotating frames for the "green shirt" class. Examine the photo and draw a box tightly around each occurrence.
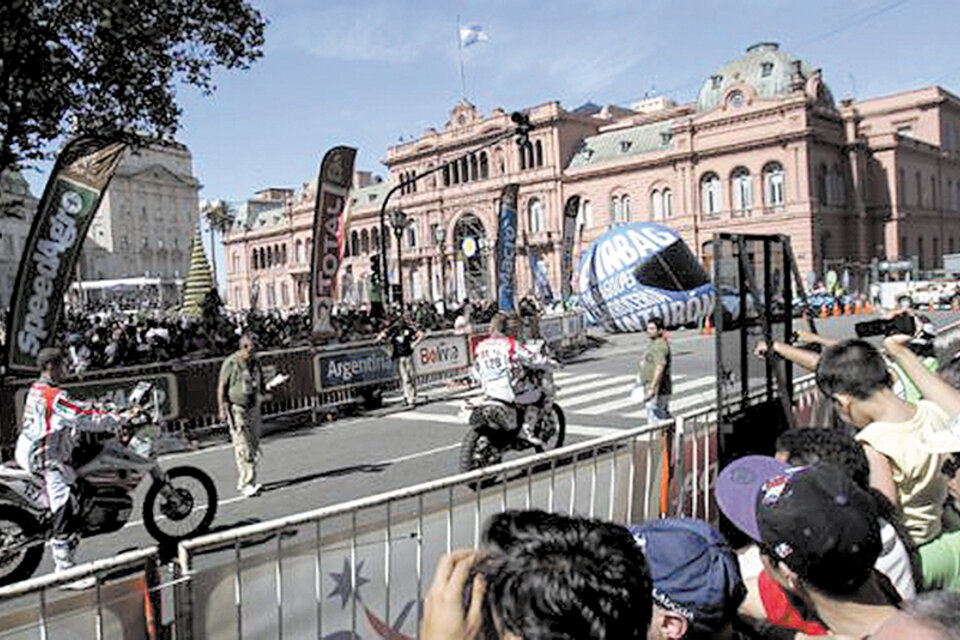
[219,352,263,408]
[640,336,672,396]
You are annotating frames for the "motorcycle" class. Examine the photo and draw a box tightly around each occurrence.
[0,382,218,586]
[458,365,566,473]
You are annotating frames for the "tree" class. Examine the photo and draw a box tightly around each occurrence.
[0,0,266,181]
[201,198,235,286]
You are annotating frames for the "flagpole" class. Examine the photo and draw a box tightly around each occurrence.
[457,15,466,99]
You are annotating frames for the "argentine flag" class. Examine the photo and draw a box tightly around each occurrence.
[459,24,488,47]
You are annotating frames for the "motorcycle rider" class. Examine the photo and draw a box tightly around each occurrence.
[14,348,121,581]
[472,312,557,448]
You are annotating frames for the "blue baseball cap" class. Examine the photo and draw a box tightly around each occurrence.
[627,518,746,634]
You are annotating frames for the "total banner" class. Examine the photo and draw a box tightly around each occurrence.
[412,334,470,376]
[313,347,396,392]
[311,146,357,336]
[560,195,580,301]
[4,136,127,373]
[495,184,520,312]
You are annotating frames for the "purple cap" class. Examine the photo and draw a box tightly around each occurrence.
[715,455,790,542]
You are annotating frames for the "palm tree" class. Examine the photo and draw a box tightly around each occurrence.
[201,199,235,287]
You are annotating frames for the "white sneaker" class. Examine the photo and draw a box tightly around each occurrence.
[241,483,262,497]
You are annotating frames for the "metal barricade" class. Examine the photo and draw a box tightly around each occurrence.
[171,419,680,639]
[0,548,162,640]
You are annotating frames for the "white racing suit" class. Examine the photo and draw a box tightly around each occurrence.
[14,375,118,572]
[472,335,556,441]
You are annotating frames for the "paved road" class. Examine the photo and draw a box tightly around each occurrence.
[33,311,960,574]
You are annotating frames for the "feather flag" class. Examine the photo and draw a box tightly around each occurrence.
[459,24,488,47]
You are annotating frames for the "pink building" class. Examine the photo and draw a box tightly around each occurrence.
[226,43,960,309]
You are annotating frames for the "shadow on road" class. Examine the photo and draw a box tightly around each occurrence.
[261,462,389,493]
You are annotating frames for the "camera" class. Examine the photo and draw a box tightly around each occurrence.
[854,314,916,339]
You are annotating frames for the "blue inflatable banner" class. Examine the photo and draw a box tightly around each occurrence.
[576,222,716,332]
[495,184,519,311]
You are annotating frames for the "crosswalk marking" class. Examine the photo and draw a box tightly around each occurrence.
[557,375,637,397]
[578,376,716,415]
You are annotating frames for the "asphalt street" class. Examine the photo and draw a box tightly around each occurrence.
[43,311,960,573]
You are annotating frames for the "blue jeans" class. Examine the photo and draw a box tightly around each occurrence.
[645,395,671,423]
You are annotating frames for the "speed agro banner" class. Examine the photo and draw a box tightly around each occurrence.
[4,137,126,373]
[311,146,357,336]
[495,184,520,312]
[560,195,580,300]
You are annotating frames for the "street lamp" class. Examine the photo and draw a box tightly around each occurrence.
[433,225,447,307]
[390,208,409,307]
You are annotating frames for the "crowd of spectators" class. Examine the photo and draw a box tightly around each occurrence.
[0,291,548,376]
[421,312,960,640]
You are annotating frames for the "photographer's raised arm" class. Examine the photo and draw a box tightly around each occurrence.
[755,340,821,371]
[883,335,960,417]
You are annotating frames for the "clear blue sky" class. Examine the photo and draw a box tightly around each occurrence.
[21,0,960,202]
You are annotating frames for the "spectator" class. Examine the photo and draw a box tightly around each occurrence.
[870,590,960,640]
[628,518,747,639]
[771,428,918,599]
[217,333,267,498]
[422,510,653,640]
[816,339,960,591]
[717,456,898,637]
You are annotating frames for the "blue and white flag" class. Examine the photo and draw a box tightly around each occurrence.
[459,24,488,47]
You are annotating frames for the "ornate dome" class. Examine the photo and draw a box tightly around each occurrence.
[696,43,823,112]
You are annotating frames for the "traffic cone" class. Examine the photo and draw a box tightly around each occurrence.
[854,300,862,315]
[820,304,828,319]
[701,315,713,335]
[833,301,841,317]
[845,302,852,316]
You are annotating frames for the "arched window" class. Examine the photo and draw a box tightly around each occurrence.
[609,195,620,224]
[266,246,273,268]
[281,244,287,265]
[519,146,527,170]
[612,194,630,223]
[731,167,752,212]
[577,199,591,229]
[251,251,258,271]
[931,175,937,209]
[371,228,380,254]
[407,223,417,248]
[526,144,535,169]
[411,169,417,193]
[351,231,360,257]
[460,157,469,182]
[535,140,543,167]
[651,190,663,220]
[663,189,673,218]
[452,161,460,184]
[494,148,505,175]
[479,152,489,179]
[259,247,266,269]
[470,154,478,181]
[232,252,240,273]
[443,165,450,187]
[700,173,721,215]
[833,165,846,206]
[296,239,304,263]
[528,198,545,234]
[915,171,923,207]
[361,229,370,254]
[763,162,785,208]
[816,163,829,206]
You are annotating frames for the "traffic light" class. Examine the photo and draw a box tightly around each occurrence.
[511,111,533,147]
[370,254,381,284]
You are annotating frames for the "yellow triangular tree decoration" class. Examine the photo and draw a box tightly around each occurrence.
[181,229,214,317]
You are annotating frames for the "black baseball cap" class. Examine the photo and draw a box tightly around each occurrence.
[717,456,881,595]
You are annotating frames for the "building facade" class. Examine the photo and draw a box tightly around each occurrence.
[80,143,201,283]
[0,171,39,311]
[225,43,960,310]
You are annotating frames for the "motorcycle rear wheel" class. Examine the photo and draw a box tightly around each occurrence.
[0,505,44,586]
[143,467,218,546]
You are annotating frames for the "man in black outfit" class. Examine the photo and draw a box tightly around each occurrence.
[377,313,424,406]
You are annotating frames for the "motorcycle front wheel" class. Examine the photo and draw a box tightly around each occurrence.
[143,466,218,546]
[0,504,44,586]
